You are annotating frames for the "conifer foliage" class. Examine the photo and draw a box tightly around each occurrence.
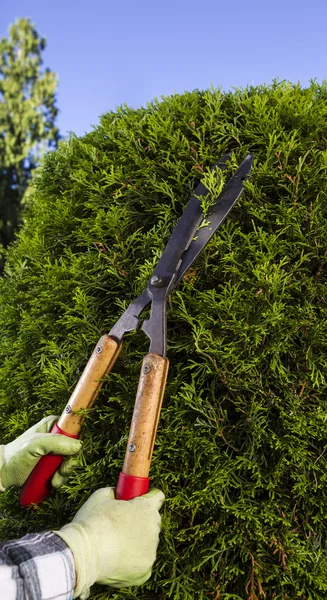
[0,18,59,258]
[1,82,327,599]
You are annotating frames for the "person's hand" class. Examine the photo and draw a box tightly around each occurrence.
[55,487,164,599]
[0,415,82,490]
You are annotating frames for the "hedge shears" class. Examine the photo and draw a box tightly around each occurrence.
[20,153,253,506]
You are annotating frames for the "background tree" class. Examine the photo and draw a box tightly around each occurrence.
[0,17,59,259]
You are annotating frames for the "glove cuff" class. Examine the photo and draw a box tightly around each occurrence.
[55,524,94,598]
[0,446,6,492]
[54,519,117,598]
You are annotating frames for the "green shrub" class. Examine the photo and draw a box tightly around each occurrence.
[1,81,327,599]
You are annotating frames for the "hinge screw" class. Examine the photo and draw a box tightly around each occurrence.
[150,275,164,287]
[144,364,151,374]
[129,443,136,452]
[65,405,72,414]
[96,345,102,354]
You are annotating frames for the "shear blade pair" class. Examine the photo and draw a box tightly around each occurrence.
[110,153,253,356]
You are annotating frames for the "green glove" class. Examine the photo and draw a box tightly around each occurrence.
[55,487,164,599]
[0,415,82,490]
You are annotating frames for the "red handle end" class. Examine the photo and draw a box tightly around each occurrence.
[116,472,150,500]
[19,423,79,507]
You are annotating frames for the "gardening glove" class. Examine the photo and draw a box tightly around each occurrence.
[0,415,82,491]
[55,487,164,599]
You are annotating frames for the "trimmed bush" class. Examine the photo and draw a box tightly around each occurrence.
[1,81,327,599]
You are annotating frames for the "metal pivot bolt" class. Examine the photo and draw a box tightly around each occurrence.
[150,275,164,287]
[129,443,136,452]
[96,345,102,354]
[65,405,72,414]
[143,364,151,374]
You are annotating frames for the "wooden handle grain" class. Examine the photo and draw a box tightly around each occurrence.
[57,335,121,436]
[20,335,121,507]
[122,353,169,479]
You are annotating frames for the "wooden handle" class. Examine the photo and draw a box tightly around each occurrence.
[116,353,169,499]
[58,335,122,435]
[20,335,122,507]
[57,334,121,436]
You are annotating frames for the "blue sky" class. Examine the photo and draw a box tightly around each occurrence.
[1,0,327,138]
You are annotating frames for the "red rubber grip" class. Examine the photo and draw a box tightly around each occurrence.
[19,423,79,507]
[116,471,150,500]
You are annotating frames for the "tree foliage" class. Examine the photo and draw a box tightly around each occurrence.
[0,81,327,599]
[0,17,59,255]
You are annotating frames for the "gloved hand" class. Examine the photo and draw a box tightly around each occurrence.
[0,415,82,491]
[55,487,164,599]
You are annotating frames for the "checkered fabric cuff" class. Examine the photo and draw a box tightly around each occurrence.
[0,531,75,599]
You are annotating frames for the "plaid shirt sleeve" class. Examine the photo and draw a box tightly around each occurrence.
[0,531,75,600]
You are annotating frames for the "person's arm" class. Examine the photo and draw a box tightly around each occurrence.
[56,487,164,598]
[0,531,75,600]
[0,487,164,600]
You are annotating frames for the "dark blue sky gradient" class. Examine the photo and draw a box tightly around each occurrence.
[1,0,327,137]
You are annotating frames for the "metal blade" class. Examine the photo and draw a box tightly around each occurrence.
[173,153,253,288]
[145,153,231,293]
[141,155,231,355]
